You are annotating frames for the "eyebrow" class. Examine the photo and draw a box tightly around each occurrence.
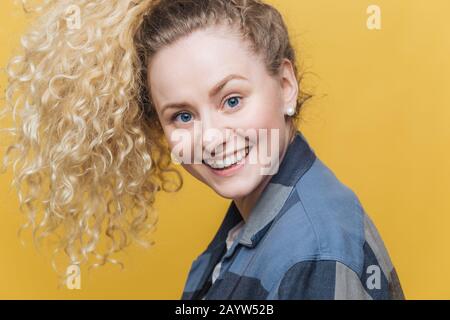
[160,74,248,115]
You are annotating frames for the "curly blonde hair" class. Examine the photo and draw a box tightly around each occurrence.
[0,0,311,285]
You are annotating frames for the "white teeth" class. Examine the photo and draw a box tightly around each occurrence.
[204,147,250,170]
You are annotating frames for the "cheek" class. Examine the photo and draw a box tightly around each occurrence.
[161,127,175,149]
[248,92,284,129]
[247,97,287,163]
[258,107,283,128]
[165,130,197,163]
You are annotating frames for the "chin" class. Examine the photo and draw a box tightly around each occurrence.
[210,182,254,200]
[185,164,260,200]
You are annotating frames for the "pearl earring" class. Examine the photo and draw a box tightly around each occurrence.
[285,106,295,117]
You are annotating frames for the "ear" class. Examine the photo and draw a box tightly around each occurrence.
[278,58,299,109]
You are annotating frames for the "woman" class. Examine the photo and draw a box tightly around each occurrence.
[1,0,404,299]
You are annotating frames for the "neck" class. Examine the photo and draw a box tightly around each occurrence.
[234,123,296,222]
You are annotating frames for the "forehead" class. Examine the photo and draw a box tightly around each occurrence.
[148,25,263,106]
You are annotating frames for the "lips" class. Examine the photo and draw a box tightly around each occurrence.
[202,145,251,170]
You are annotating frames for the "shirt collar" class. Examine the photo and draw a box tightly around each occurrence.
[205,130,317,253]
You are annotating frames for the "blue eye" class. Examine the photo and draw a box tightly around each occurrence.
[173,112,192,123]
[225,96,241,109]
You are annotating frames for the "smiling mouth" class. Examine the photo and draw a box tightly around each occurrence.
[202,145,251,170]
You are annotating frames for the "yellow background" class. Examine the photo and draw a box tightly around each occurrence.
[0,0,449,299]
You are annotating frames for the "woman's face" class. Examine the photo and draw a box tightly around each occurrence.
[148,24,298,200]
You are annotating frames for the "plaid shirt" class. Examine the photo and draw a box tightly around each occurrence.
[181,130,405,300]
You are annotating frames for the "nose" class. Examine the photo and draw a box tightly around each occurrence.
[200,111,230,158]
[202,127,229,159]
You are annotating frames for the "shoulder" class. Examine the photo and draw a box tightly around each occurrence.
[265,157,404,299]
[268,157,366,272]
